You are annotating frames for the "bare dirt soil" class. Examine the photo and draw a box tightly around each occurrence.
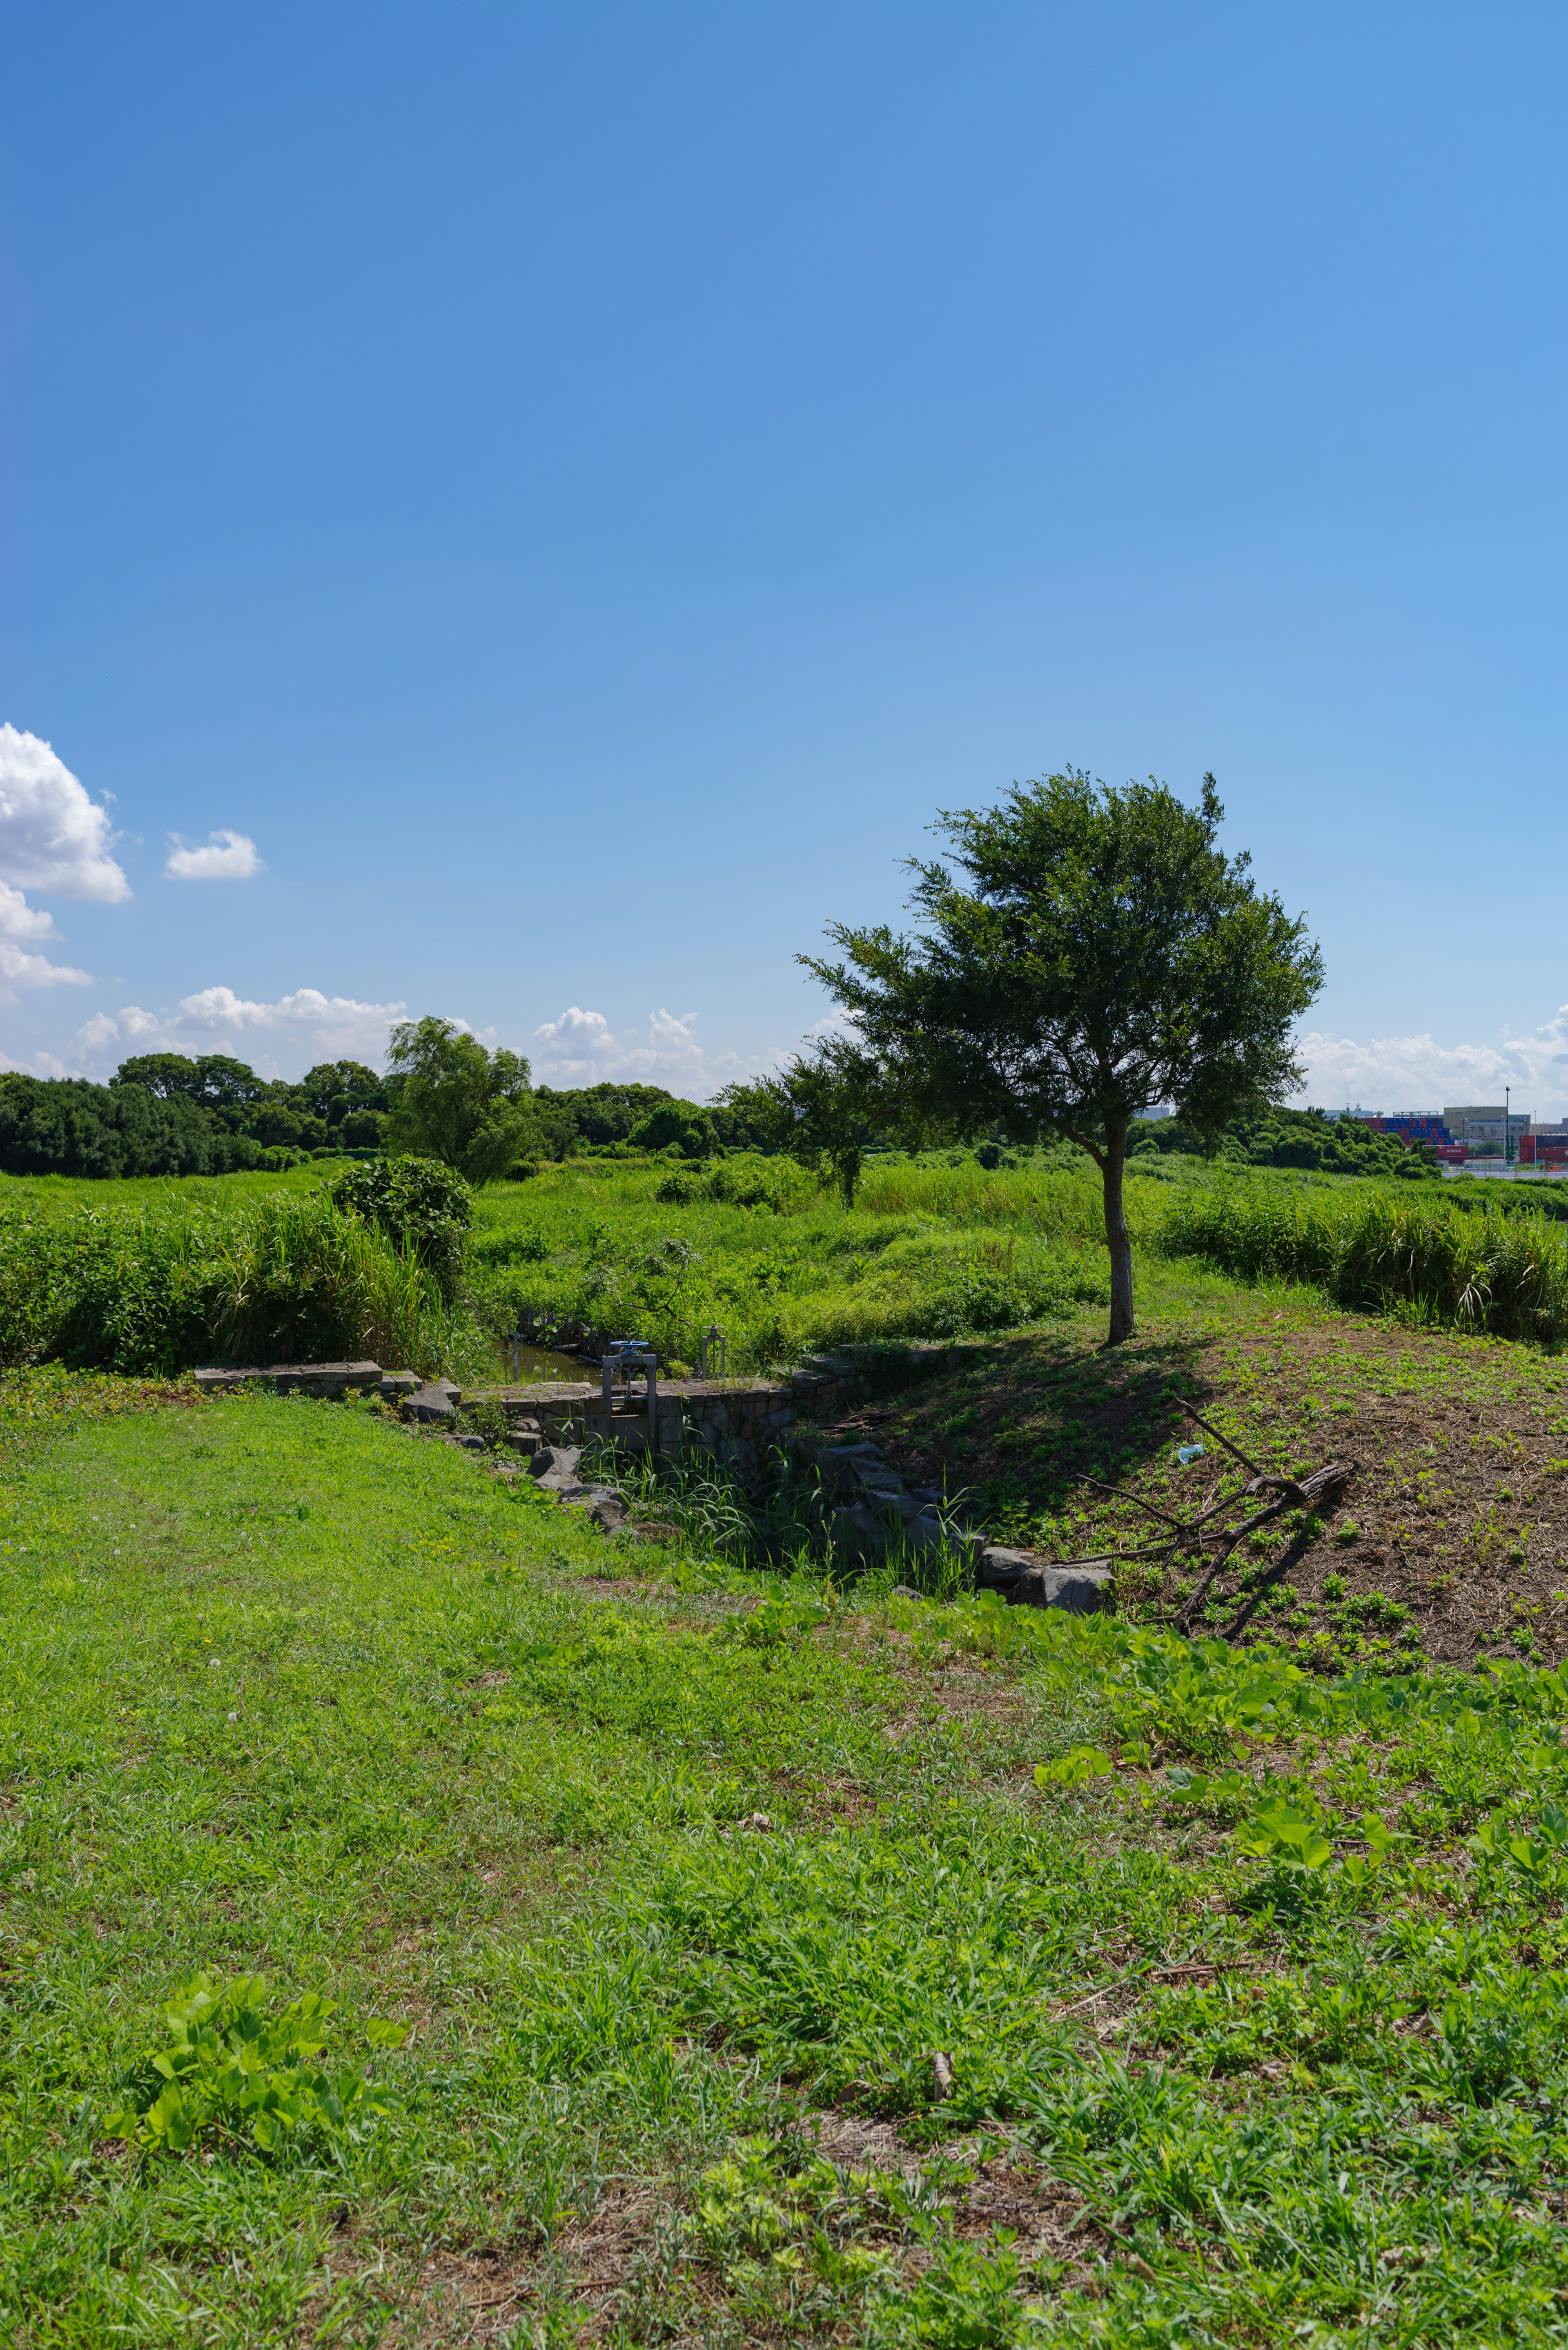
[819,1302,1568,1672]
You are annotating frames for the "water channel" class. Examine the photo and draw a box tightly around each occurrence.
[494,1341,593,1385]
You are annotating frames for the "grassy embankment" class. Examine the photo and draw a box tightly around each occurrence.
[8,1369,1568,2341]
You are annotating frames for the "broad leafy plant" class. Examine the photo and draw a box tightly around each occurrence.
[106,1973,407,2158]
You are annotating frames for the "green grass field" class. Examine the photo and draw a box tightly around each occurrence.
[9,1155,1568,2339]
[7,1356,1568,2344]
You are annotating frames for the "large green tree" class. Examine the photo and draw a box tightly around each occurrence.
[383,1017,534,1184]
[113,1052,270,1106]
[803,771,1323,1342]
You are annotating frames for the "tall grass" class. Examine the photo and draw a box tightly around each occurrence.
[1160,1173,1568,1344]
[594,1443,977,1596]
[853,1154,1167,1246]
[459,1155,1146,1373]
[0,1189,467,1374]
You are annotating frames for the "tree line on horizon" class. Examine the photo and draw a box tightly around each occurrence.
[0,1033,768,1184]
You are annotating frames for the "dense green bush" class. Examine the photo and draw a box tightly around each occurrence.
[1131,1103,1437,1179]
[0,1075,265,1178]
[0,1055,395,1176]
[330,1155,473,1300]
[1161,1174,1568,1342]
[655,1154,820,1214]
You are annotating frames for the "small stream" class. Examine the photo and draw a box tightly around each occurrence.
[495,1341,594,1385]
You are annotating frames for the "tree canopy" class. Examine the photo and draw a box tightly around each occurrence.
[717,1037,892,1205]
[804,770,1323,1341]
[383,1017,534,1184]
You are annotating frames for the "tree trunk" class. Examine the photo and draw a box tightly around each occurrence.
[1103,1122,1134,1344]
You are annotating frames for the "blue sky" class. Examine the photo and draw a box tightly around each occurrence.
[3,2,1567,1110]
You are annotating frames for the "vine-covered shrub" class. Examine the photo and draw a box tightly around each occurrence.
[330,1155,472,1300]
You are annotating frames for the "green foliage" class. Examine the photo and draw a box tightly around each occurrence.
[113,1052,272,1107]
[0,1072,267,1178]
[627,1101,717,1157]
[0,1185,462,1372]
[804,769,1323,1340]
[384,1015,533,1182]
[459,1154,1131,1374]
[330,1153,472,1301]
[1131,1101,1439,1179]
[296,1060,386,1130]
[718,1037,898,1206]
[1163,1171,1568,1342]
[519,1079,777,1161]
[1034,1744,1113,1786]
[105,1973,405,2157]
[659,1153,820,1213]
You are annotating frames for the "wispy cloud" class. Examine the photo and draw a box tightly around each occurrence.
[530,1005,784,1096]
[0,876,90,1001]
[164,829,265,882]
[0,725,129,901]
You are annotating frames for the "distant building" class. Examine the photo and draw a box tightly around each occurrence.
[1350,1106,1545,1162]
[1442,1105,1530,1157]
[1523,1120,1568,1167]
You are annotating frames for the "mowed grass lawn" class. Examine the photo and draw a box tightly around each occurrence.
[7,1378,1568,2344]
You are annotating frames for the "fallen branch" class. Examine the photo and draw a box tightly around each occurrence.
[1176,1400,1265,1478]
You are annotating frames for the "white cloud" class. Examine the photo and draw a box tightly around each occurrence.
[0,943,91,1003]
[0,725,129,901]
[0,1049,71,1078]
[531,1006,620,1074]
[0,876,96,999]
[164,829,265,882]
[74,986,406,1077]
[0,882,60,943]
[530,1004,784,1096]
[1296,1003,1568,1119]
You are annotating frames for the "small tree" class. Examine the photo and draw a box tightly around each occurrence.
[717,1036,890,1207]
[803,771,1323,1342]
[384,1017,534,1185]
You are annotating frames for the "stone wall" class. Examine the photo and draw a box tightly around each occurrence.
[191,1348,1112,1612]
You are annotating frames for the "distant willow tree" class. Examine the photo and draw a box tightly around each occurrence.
[802,771,1323,1344]
[384,1017,535,1184]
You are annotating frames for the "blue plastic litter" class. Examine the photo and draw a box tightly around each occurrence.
[1176,1443,1206,1464]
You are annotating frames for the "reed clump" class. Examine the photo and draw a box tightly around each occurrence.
[0,1188,461,1374]
[1160,1173,1568,1343]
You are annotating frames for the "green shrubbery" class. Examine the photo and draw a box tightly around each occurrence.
[1162,1173,1568,1342]
[0,1186,459,1373]
[330,1154,473,1300]
[0,1074,268,1179]
[1131,1101,1438,1179]
[0,1056,390,1177]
